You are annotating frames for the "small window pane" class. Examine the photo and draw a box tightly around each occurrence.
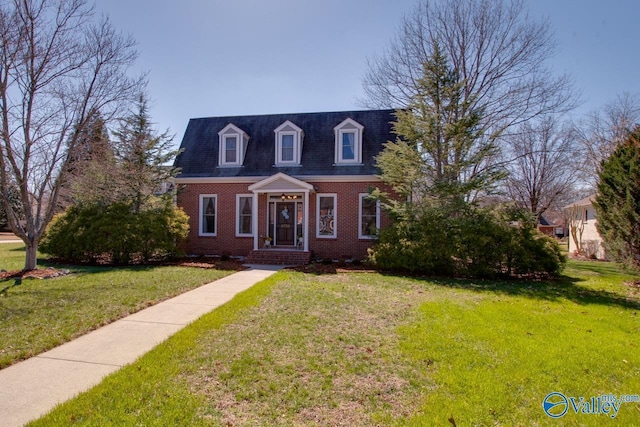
[202,197,216,234]
[225,136,237,163]
[238,196,252,235]
[281,134,294,162]
[319,196,335,236]
[360,197,378,237]
[342,132,355,160]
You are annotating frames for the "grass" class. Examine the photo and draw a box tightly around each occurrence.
[0,243,237,368]
[26,259,640,425]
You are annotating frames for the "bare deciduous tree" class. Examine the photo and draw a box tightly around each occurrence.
[0,0,143,270]
[504,117,579,222]
[362,0,577,134]
[571,92,640,187]
[565,202,586,255]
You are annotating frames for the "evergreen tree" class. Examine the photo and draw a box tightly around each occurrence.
[370,43,564,277]
[59,110,118,207]
[375,42,504,217]
[112,94,180,212]
[0,184,22,230]
[594,127,640,268]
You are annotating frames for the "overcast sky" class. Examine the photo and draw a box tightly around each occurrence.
[94,0,640,145]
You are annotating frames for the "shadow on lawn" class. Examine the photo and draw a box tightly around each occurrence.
[294,261,640,311]
[429,275,638,310]
[396,268,640,311]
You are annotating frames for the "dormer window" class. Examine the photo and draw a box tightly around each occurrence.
[218,123,249,167]
[334,118,364,164]
[274,120,303,166]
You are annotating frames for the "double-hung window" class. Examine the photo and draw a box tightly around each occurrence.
[236,195,253,237]
[334,118,364,164]
[218,124,249,167]
[200,195,217,236]
[341,131,356,161]
[280,134,295,162]
[359,193,379,239]
[316,194,337,238]
[274,120,303,166]
[224,135,237,164]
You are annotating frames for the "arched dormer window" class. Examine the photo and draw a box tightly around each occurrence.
[334,118,364,165]
[274,120,303,166]
[218,123,249,167]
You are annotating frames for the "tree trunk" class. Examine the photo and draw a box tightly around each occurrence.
[24,238,38,271]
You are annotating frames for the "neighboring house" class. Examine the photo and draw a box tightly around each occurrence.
[173,110,396,264]
[537,214,565,238]
[564,195,606,259]
[537,215,556,237]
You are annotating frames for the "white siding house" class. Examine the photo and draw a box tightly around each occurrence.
[564,195,606,259]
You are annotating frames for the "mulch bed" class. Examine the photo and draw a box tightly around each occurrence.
[168,258,247,271]
[0,257,248,282]
[0,268,71,280]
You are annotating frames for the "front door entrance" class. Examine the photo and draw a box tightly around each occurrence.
[276,202,295,245]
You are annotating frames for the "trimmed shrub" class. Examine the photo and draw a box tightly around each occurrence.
[369,205,566,278]
[41,200,189,264]
[508,225,566,276]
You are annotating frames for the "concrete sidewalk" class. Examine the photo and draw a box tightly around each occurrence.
[0,265,282,427]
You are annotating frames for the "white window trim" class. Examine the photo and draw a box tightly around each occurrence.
[221,134,240,166]
[218,124,248,167]
[274,120,303,166]
[236,194,254,237]
[199,194,218,236]
[334,118,364,165]
[277,131,298,164]
[358,193,380,239]
[316,193,337,239]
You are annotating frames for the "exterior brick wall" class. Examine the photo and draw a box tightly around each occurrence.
[176,179,393,261]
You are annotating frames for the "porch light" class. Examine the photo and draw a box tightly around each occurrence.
[280,194,298,200]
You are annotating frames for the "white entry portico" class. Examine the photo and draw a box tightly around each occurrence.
[248,173,314,252]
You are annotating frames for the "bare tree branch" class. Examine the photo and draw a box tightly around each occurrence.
[0,0,143,270]
[571,92,640,187]
[361,0,578,134]
[502,117,580,221]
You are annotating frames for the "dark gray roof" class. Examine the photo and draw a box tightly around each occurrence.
[174,109,396,178]
[539,215,554,226]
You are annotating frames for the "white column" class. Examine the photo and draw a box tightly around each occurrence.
[303,190,309,252]
[252,192,259,250]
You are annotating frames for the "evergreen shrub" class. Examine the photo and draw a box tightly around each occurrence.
[369,206,565,278]
[41,200,189,264]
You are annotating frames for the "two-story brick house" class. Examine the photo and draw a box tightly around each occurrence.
[173,109,395,264]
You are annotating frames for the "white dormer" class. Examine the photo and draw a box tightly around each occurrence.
[218,123,249,167]
[334,118,364,165]
[274,120,303,166]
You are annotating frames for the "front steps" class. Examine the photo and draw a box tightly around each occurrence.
[245,249,312,266]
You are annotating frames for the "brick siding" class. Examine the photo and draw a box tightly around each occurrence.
[176,180,393,261]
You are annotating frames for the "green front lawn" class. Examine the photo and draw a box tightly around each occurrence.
[30,259,640,426]
[0,243,237,368]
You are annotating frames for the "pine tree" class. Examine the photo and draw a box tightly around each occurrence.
[375,42,503,217]
[594,127,640,268]
[59,110,118,207]
[0,184,22,230]
[112,94,180,213]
